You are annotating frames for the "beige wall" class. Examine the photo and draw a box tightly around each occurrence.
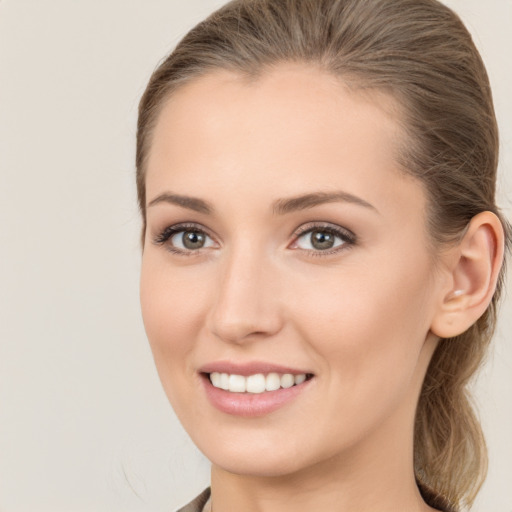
[0,1,510,510]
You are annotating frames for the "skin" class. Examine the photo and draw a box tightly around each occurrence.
[140,64,456,512]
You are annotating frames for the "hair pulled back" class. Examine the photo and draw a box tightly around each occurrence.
[136,0,510,509]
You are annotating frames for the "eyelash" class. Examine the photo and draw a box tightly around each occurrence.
[152,222,356,258]
[153,223,214,257]
[293,223,356,257]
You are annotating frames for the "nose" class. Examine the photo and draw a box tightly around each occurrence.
[206,245,284,345]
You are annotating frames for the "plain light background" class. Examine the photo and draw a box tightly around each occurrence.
[0,1,510,511]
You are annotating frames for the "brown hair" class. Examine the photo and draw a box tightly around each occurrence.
[136,0,510,509]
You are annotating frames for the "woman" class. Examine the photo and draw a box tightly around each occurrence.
[136,0,509,511]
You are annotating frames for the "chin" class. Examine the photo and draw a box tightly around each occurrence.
[197,430,338,479]
[211,454,308,479]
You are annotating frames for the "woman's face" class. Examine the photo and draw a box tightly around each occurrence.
[140,64,444,478]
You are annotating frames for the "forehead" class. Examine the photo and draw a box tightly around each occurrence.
[149,63,404,165]
[145,63,423,219]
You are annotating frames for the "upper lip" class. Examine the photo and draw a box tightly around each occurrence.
[199,360,312,376]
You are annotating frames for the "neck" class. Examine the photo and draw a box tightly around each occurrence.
[210,406,439,512]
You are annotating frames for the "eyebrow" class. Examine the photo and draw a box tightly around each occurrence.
[147,190,378,215]
[272,191,378,215]
[148,192,213,214]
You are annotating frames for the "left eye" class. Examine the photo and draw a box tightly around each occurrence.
[293,227,353,251]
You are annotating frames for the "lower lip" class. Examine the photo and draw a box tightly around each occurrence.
[201,374,313,417]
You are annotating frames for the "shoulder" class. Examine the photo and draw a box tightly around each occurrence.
[176,488,211,512]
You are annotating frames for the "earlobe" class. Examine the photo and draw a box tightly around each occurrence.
[430,211,505,339]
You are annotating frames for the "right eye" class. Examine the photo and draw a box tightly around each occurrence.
[153,223,216,255]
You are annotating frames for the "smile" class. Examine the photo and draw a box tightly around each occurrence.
[200,364,315,417]
[209,372,308,393]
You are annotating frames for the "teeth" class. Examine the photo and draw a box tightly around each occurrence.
[209,372,309,393]
[228,374,246,392]
[220,373,229,390]
[246,374,266,393]
[266,372,281,391]
[280,374,294,388]
[210,372,221,388]
[294,374,306,385]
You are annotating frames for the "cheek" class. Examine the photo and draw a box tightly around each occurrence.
[298,251,435,413]
[139,255,211,377]
[300,251,432,341]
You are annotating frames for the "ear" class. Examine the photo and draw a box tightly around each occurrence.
[430,211,505,339]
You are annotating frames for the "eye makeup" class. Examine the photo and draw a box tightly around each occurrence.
[291,221,356,257]
[152,222,215,257]
[152,220,357,258]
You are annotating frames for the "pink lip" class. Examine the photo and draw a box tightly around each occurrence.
[198,362,314,417]
[199,360,311,376]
